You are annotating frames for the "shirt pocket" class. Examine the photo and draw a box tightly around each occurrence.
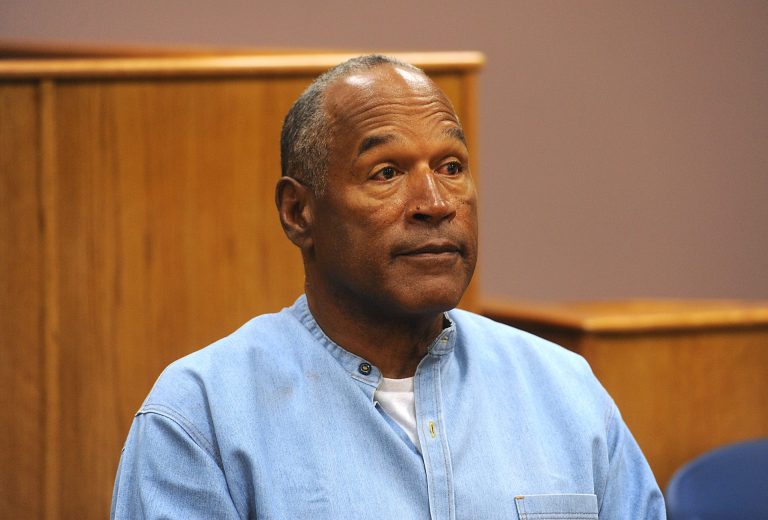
[514,494,599,520]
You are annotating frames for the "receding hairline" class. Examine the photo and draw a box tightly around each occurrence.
[320,62,437,117]
[323,64,463,151]
[321,62,461,135]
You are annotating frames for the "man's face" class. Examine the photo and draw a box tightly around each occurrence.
[306,65,478,319]
[310,66,477,317]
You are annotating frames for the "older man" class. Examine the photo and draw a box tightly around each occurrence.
[111,55,665,519]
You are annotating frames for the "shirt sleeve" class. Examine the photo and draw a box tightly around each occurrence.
[111,410,243,520]
[598,402,667,519]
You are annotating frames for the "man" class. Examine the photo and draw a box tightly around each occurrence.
[111,55,665,519]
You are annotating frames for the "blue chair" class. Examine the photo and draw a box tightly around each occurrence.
[666,438,768,520]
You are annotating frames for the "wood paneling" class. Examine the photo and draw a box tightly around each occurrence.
[482,298,768,491]
[50,77,309,517]
[0,83,45,519]
[0,52,483,519]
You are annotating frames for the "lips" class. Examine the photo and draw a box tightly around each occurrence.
[395,240,462,257]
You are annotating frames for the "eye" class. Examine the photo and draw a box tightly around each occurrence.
[372,166,400,181]
[437,161,464,176]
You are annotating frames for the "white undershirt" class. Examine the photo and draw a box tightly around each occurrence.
[374,376,419,449]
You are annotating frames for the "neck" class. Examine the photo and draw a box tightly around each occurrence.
[305,286,446,379]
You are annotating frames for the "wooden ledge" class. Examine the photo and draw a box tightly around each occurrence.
[0,51,485,79]
[481,298,768,333]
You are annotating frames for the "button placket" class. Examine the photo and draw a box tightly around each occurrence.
[415,353,455,520]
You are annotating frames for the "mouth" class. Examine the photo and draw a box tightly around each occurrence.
[396,241,462,258]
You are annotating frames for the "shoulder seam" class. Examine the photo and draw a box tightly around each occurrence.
[139,403,223,470]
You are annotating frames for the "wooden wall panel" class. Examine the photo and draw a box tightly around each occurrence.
[49,78,309,517]
[0,53,483,519]
[0,83,45,518]
[482,299,768,491]
[581,327,768,490]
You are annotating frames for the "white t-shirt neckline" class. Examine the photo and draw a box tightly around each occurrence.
[375,376,419,449]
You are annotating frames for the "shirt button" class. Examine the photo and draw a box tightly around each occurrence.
[358,362,372,375]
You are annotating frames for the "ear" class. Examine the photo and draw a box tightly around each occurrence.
[275,176,314,250]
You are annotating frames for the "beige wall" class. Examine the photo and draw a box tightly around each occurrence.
[2,0,766,300]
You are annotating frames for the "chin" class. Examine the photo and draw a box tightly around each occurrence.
[392,283,467,317]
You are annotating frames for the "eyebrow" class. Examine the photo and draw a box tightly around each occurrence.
[356,126,466,157]
[445,126,466,145]
[358,134,396,156]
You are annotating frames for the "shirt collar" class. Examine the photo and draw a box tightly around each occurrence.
[290,294,457,387]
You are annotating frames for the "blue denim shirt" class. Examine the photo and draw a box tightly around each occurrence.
[112,295,665,519]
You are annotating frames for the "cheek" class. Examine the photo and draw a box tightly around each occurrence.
[456,194,479,229]
[323,209,393,260]
[444,178,477,211]
[461,180,479,207]
[348,199,404,239]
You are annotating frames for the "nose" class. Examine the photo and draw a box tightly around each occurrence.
[406,168,456,224]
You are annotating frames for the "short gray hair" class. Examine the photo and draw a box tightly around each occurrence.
[280,54,424,194]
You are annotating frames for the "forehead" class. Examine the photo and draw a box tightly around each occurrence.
[323,65,461,142]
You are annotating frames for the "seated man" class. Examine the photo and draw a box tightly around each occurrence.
[111,55,665,519]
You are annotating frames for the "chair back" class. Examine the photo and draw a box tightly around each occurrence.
[666,438,768,519]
